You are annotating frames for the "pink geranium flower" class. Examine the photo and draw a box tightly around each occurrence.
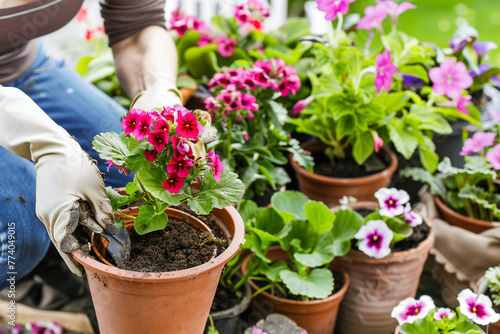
[176,110,202,139]
[434,307,455,320]
[133,113,153,141]
[374,50,398,93]
[316,0,356,21]
[240,93,259,111]
[106,160,131,175]
[355,220,393,258]
[403,203,422,227]
[147,131,168,152]
[486,144,500,170]
[460,131,496,156]
[171,136,193,158]
[391,295,435,325]
[375,187,410,217]
[217,35,237,57]
[167,156,194,178]
[293,96,314,114]
[429,58,473,99]
[357,5,387,31]
[163,173,185,194]
[458,289,500,325]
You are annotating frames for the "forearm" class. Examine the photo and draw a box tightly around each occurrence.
[111,25,178,99]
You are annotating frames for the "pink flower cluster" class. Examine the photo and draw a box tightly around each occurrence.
[111,105,223,194]
[357,0,416,31]
[205,59,300,119]
[169,8,208,37]
[460,131,500,170]
[234,0,269,35]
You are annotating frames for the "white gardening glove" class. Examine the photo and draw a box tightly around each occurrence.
[130,78,217,159]
[0,86,117,276]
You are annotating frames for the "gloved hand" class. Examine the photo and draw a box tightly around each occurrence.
[0,86,117,276]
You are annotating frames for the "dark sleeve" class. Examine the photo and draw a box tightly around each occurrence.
[100,0,167,46]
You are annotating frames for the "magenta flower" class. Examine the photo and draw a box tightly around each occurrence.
[172,135,193,158]
[434,307,455,320]
[240,93,259,111]
[355,220,393,258]
[217,35,237,57]
[169,16,189,37]
[357,5,388,31]
[375,0,416,21]
[144,149,157,162]
[372,131,384,153]
[473,41,498,61]
[153,118,170,134]
[375,187,410,217]
[460,131,497,156]
[106,160,131,175]
[253,327,268,334]
[293,96,314,114]
[176,110,202,139]
[160,106,175,122]
[458,289,500,325]
[235,8,252,24]
[167,156,194,178]
[429,58,473,99]
[391,295,435,325]
[374,50,398,93]
[207,150,224,182]
[486,144,500,170]
[455,95,472,115]
[121,109,145,136]
[197,33,212,47]
[316,0,356,21]
[163,173,185,194]
[147,131,168,152]
[403,203,422,227]
[133,113,153,141]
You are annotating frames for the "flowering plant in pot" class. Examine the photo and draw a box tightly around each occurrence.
[204,59,313,202]
[73,104,246,334]
[392,289,500,333]
[236,190,354,333]
[333,187,434,334]
[472,266,500,334]
[288,0,479,205]
[401,125,500,233]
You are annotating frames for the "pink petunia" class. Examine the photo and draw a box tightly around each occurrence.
[121,109,144,136]
[375,0,416,21]
[357,5,387,31]
[429,58,473,99]
[454,95,472,115]
[163,173,185,194]
[167,156,194,178]
[147,131,168,152]
[293,96,314,114]
[374,50,398,93]
[372,131,384,153]
[106,160,131,175]
[207,149,224,182]
[240,93,259,111]
[133,113,153,141]
[171,135,193,158]
[403,203,422,227]
[153,119,170,134]
[144,149,157,162]
[486,144,500,170]
[176,110,202,139]
[460,131,497,156]
[316,0,356,21]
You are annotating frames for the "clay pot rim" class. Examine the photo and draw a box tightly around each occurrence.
[434,196,500,228]
[244,246,350,306]
[289,140,398,185]
[72,206,244,282]
[335,201,435,264]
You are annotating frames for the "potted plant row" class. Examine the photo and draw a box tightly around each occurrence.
[72,104,246,333]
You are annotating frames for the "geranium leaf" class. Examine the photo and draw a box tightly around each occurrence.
[271,191,310,220]
[188,169,245,215]
[134,205,168,235]
[257,207,286,235]
[332,209,363,256]
[257,260,290,282]
[93,132,129,165]
[304,201,335,234]
[294,232,335,267]
[138,167,190,206]
[280,268,334,299]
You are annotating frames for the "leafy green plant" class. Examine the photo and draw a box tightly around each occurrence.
[486,266,500,306]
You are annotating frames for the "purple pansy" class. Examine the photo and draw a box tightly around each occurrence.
[473,41,498,61]
[434,307,455,320]
[375,187,410,218]
[402,74,425,88]
[355,220,393,259]
[448,37,469,53]
[391,295,435,325]
[460,131,496,156]
[374,50,398,93]
[469,63,490,77]
[458,289,500,325]
[403,203,422,227]
[486,144,500,170]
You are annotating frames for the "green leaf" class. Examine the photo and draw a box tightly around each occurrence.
[134,205,168,235]
[281,219,317,252]
[388,125,419,159]
[271,191,310,220]
[93,132,129,165]
[257,260,290,282]
[257,207,286,235]
[373,92,411,114]
[207,326,219,334]
[352,131,375,165]
[304,201,335,234]
[188,169,245,215]
[238,200,259,222]
[386,216,413,243]
[399,319,440,334]
[280,268,334,299]
[331,209,363,256]
[138,167,190,205]
[418,145,439,173]
[293,232,335,267]
[399,167,446,198]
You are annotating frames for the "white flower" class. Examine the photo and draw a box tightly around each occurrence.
[458,288,500,325]
[391,295,435,325]
[375,188,410,218]
[434,307,455,320]
[355,220,393,259]
[403,203,422,227]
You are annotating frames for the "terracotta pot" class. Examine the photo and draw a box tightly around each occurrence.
[395,327,399,334]
[290,140,398,206]
[241,246,349,334]
[179,86,197,104]
[72,206,245,334]
[435,196,500,234]
[335,202,434,334]
[474,276,500,334]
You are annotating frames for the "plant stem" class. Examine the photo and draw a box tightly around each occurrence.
[251,284,273,298]
[114,210,136,220]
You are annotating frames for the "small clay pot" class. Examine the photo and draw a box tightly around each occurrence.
[241,246,349,334]
[335,202,434,334]
[179,86,197,104]
[73,206,245,334]
[435,196,500,234]
[290,140,398,206]
[474,276,500,334]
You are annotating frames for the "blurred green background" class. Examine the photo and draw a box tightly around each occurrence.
[288,0,500,65]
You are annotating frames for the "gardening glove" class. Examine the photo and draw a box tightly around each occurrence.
[415,187,500,285]
[0,86,118,276]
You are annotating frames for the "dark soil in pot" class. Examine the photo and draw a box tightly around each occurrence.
[312,150,388,178]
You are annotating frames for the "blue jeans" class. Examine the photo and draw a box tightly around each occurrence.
[0,45,133,289]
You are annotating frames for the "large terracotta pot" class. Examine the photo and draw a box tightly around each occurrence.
[241,246,349,334]
[290,140,398,207]
[72,206,245,334]
[435,196,500,234]
[335,202,434,334]
[475,276,500,334]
